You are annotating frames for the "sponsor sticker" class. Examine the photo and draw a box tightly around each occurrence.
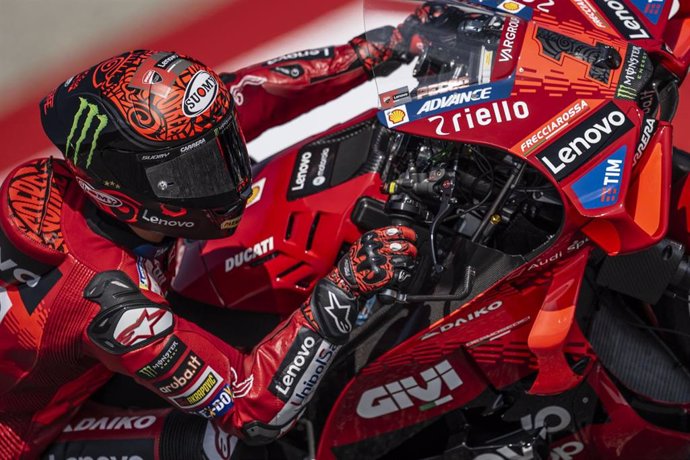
[63,415,157,432]
[287,144,337,200]
[246,177,266,208]
[220,216,242,230]
[615,45,653,101]
[113,307,173,348]
[129,53,183,98]
[492,15,526,80]
[629,0,666,25]
[377,78,514,129]
[135,257,165,295]
[633,117,657,166]
[136,335,187,380]
[428,100,530,137]
[477,0,533,19]
[43,439,155,460]
[264,47,334,66]
[141,209,195,228]
[155,53,180,70]
[269,328,322,402]
[267,334,340,427]
[571,145,627,209]
[183,71,219,117]
[157,352,205,394]
[379,86,412,109]
[356,360,463,419]
[271,64,305,79]
[498,1,527,14]
[224,236,275,272]
[197,385,235,419]
[383,105,410,128]
[514,99,593,156]
[67,97,108,169]
[536,102,633,181]
[593,0,651,40]
[173,366,223,408]
[136,258,149,291]
[421,301,504,341]
[572,0,612,29]
[77,178,123,207]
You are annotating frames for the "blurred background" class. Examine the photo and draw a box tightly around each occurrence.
[0,0,688,176]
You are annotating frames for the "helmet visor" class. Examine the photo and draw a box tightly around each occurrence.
[142,114,251,208]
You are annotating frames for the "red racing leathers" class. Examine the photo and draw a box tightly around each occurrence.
[0,31,410,459]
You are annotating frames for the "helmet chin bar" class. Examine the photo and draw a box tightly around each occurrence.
[128,224,167,243]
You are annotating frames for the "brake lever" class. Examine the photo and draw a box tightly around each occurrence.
[377,265,475,305]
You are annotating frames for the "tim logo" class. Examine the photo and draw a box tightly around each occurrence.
[356,360,463,419]
[66,97,108,168]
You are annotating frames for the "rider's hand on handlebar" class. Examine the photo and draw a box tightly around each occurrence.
[304,226,417,343]
[328,226,418,298]
[397,2,456,55]
[350,3,454,74]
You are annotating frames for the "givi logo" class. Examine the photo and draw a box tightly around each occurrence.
[356,360,463,419]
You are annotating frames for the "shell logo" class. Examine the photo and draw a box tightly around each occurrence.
[246,177,266,208]
[388,109,407,124]
[498,0,525,13]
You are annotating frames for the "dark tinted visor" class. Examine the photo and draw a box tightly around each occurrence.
[143,114,251,209]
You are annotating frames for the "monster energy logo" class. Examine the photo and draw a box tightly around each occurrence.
[615,85,638,100]
[66,97,108,168]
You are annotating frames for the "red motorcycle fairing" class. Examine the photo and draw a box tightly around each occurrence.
[372,0,676,255]
[171,0,690,458]
[309,1,690,456]
[173,110,388,316]
[316,248,593,457]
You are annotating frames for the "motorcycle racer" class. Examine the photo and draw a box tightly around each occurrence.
[0,10,435,458]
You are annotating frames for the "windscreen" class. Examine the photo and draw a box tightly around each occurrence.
[365,0,528,127]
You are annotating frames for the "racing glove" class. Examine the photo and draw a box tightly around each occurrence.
[304,226,417,344]
[349,2,454,75]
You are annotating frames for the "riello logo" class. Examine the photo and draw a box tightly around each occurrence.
[356,360,463,419]
[66,97,108,168]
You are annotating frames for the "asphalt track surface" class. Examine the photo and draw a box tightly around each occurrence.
[0,0,689,174]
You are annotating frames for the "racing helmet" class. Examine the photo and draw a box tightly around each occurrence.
[40,50,252,239]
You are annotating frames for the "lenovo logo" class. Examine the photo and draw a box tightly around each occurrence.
[537,102,632,181]
[594,0,651,40]
[272,334,317,399]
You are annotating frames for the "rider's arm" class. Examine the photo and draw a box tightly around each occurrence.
[226,26,416,142]
[82,226,416,444]
[81,270,320,441]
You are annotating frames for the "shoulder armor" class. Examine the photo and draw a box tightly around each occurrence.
[0,158,71,263]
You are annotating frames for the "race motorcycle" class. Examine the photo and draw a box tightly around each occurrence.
[170,0,690,458]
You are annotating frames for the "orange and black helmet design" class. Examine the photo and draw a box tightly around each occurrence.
[40,50,252,239]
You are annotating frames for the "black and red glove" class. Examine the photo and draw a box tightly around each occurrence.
[349,2,457,75]
[304,226,417,343]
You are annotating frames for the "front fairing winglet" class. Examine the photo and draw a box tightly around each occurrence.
[527,250,590,395]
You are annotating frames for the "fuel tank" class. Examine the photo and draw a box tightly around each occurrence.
[172,110,388,317]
